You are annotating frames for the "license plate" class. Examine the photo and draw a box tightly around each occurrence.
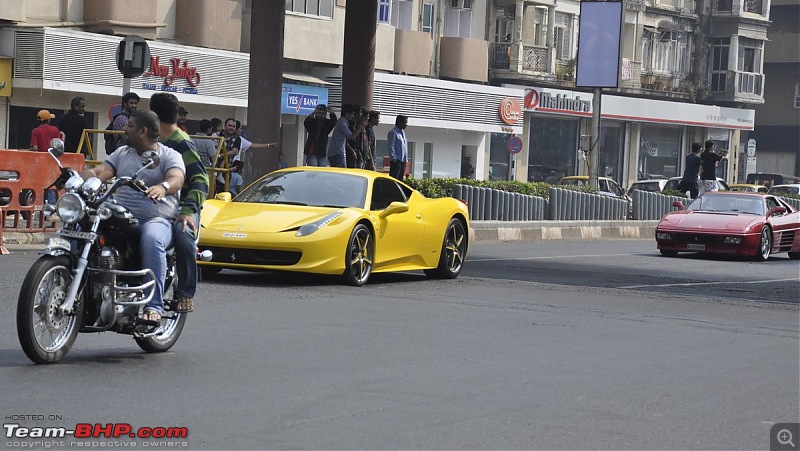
[687,243,706,251]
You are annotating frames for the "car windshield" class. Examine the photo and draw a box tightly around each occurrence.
[687,195,765,215]
[236,170,368,208]
[632,182,662,192]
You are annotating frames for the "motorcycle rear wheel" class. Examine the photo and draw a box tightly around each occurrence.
[135,312,186,353]
[17,255,82,364]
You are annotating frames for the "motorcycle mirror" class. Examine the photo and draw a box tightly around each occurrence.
[47,139,66,168]
[140,151,161,169]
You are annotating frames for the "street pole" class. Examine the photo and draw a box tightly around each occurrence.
[589,87,601,188]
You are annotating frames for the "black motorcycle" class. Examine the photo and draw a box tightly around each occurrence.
[16,139,209,364]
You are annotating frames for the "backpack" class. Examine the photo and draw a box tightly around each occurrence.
[104,112,127,154]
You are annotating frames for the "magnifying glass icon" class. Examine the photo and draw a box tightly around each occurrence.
[778,429,795,447]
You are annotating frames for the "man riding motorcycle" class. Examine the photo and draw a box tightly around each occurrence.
[80,109,185,323]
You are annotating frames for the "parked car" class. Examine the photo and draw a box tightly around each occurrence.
[558,176,627,199]
[627,179,668,195]
[767,184,800,196]
[729,184,768,193]
[663,177,730,193]
[655,192,800,261]
[198,167,470,286]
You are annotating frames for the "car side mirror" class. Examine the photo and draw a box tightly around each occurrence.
[767,206,787,217]
[215,192,232,203]
[379,201,409,218]
[672,200,686,210]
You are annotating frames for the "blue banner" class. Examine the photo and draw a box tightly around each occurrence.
[281,83,329,116]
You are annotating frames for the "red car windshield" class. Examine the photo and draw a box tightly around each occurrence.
[687,195,765,215]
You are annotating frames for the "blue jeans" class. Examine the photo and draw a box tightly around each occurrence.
[328,153,346,168]
[306,154,328,167]
[139,217,174,314]
[173,212,200,300]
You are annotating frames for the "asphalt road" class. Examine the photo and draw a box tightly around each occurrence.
[0,240,797,450]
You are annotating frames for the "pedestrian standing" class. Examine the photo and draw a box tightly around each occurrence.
[677,142,702,198]
[328,104,366,168]
[387,115,409,181]
[58,96,89,155]
[194,119,218,167]
[303,104,337,167]
[363,110,380,171]
[30,110,61,152]
[111,92,140,152]
[177,106,189,133]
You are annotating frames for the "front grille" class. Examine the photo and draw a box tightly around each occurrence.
[673,233,724,245]
[203,247,301,266]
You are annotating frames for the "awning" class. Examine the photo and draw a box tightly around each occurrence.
[643,26,658,33]
[282,72,334,86]
[657,20,680,31]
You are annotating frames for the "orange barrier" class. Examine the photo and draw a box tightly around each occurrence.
[0,150,86,234]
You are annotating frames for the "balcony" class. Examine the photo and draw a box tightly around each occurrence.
[175,0,241,51]
[0,2,25,22]
[439,37,488,83]
[394,29,432,76]
[709,70,765,104]
[522,45,549,73]
[645,0,697,12]
[713,0,768,16]
[83,0,160,40]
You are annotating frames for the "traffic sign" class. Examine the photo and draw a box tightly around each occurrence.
[747,139,756,157]
[116,35,150,78]
[506,136,523,154]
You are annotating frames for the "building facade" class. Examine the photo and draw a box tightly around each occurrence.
[0,0,781,188]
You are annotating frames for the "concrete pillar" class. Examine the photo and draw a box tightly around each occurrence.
[626,123,641,183]
[514,0,525,72]
[244,1,283,185]
[547,5,557,73]
[342,0,377,109]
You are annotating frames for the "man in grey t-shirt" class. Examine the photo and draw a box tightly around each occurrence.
[80,110,186,323]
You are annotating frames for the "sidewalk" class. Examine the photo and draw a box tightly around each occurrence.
[2,220,658,251]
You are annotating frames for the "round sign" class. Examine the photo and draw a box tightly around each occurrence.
[499,97,522,125]
[506,136,523,154]
[107,103,123,122]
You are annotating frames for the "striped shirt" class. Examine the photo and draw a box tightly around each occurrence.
[162,129,209,216]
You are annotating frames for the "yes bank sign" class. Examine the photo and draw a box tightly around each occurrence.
[281,83,329,116]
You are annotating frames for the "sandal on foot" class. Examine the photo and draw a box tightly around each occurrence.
[175,296,194,313]
[139,309,162,325]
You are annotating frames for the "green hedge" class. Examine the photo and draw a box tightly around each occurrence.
[403,177,597,200]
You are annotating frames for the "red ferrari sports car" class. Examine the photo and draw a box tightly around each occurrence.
[655,192,800,261]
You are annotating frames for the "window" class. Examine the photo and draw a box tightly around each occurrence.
[737,37,762,73]
[554,13,573,60]
[533,8,548,46]
[422,2,435,35]
[378,0,391,23]
[652,38,674,73]
[371,178,407,210]
[444,1,472,38]
[641,34,652,71]
[675,34,688,75]
[390,0,412,29]
[710,38,729,92]
[716,0,733,11]
[638,125,682,180]
[285,0,333,18]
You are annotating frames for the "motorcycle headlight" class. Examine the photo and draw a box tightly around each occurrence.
[64,175,85,192]
[56,192,86,224]
[296,212,342,237]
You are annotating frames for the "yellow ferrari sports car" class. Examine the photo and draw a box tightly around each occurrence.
[198,167,470,286]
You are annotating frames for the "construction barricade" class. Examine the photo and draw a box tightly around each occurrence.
[0,150,86,246]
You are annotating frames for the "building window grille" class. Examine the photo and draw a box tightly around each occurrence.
[285,0,334,18]
[710,38,729,92]
[744,0,763,14]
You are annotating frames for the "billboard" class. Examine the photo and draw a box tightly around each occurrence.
[575,1,623,88]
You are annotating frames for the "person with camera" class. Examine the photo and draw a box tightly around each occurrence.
[699,139,728,194]
[303,104,337,166]
[328,104,366,168]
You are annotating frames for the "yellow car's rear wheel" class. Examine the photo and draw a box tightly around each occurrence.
[342,224,373,286]
[425,218,467,279]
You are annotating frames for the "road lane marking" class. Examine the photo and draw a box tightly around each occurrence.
[619,278,799,289]
[469,253,632,261]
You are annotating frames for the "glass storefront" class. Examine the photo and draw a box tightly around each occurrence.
[638,125,682,180]
[489,132,512,181]
[527,117,579,183]
[599,123,625,183]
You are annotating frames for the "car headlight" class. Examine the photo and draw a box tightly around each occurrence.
[656,232,672,240]
[723,236,742,244]
[296,212,342,237]
[56,192,86,224]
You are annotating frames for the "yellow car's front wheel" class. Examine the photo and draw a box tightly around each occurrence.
[342,224,374,286]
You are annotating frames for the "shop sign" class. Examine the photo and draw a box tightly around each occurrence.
[498,97,522,125]
[524,88,591,115]
[142,56,201,94]
[280,83,329,116]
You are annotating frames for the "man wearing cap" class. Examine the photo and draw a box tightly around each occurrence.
[30,110,62,152]
[177,106,189,133]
